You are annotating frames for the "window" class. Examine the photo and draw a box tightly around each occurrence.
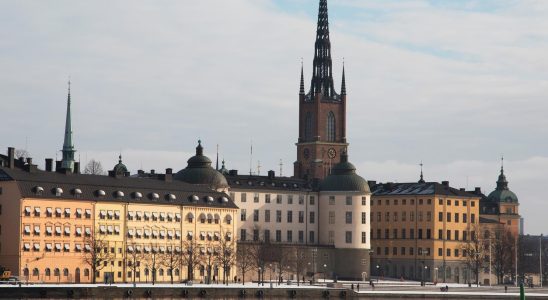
[304,112,313,140]
[455,200,459,206]
[454,249,459,257]
[326,111,336,142]
[455,230,460,241]
[446,249,451,257]
[418,212,422,222]
[401,229,406,239]
[240,229,246,241]
[309,231,315,243]
[264,210,270,222]
[309,196,315,205]
[426,212,431,222]
[309,211,315,224]
[287,230,293,242]
[287,211,293,223]
[264,230,270,242]
[276,230,281,242]
[438,229,443,240]
[253,209,259,222]
[345,212,352,224]
[329,196,335,205]
[240,209,246,221]
[377,229,381,239]
[410,212,415,222]
[384,229,389,239]
[362,197,367,205]
[426,229,431,239]
[410,229,415,239]
[471,201,475,207]
[471,213,476,223]
[393,229,398,239]
[329,211,335,224]
[254,193,259,203]
[446,230,451,240]
[361,232,367,244]
[377,212,381,222]
[385,212,390,222]
[288,195,293,204]
[410,247,414,255]
[241,193,247,202]
[298,231,304,243]
[418,229,423,239]
[265,194,271,203]
[361,212,367,224]
[298,211,304,223]
[384,247,389,255]
[328,231,335,244]
[276,210,282,223]
[393,247,397,255]
[253,230,259,241]
[446,212,451,222]
[463,231,468,241]
[438,248,443,256]
[276,195,282,204]
[346,196,352,205]
[439,199,443,205]
[345,231,352,243]
[401,247,406,255]
[419,199,423,205]
[447,200,451,206]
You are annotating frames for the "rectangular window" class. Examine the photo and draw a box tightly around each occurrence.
[401,247,406,255]
[446,230,451,240]
[240,229,246,241]
[455,200,459,206]
[393,229,398,239]
[394,199,398,205]
[309,196,315,205]
[384,247,389,255]
[471,201,475,207]
[361,212,366,224]
[426,212,431,222]
[264,230,270,242]
[276,230,281,242]
[438,212,443,222]
[385,229,389,239]
[287,230,293,242]
[455,230,459,241]
[328,231,335,244]
[418,212,422,222]
[345,212,352,224]
[288,195,293,204]
[346,196,352,205]
[309,231,315,243]
[298,211,304,223]
[392,247,397,255]
[439,229,443,240]
[298,231,304,243]
[438,248,443,256]
[298,195,304,205]
[329,211,335,224]
[419,199,423,205]
[410,247,414,255]
[265,194,271,203]
[329,196,335,205]
[410,212,415,222]
[276,194,282,204]
[377,212,381,222]
[287,211,293,223]
[345,231,352,243]
[309,211,315,224]
[361,232,366,244]
[254,193,259,203]
[253,209,259,222]
[377,229,381,239]
[265,210,270,222]
[471,213,476,223]
[418,229,423,239]
[454,249,459,257]
[439,199,443,205]
[362,197,367,206]
[394,212,398,222]
[446,248,451,257]
[385,212,390,222]
[401,229,406,239]
[447,212,451,222]
[241,193,247,202]
[447,200,451,206]
[253,229,259,241]
[463,231,468,241]
[240,209,246,221]
[454,213,459,223]
[402,211,407,221]
[276,210,282,223]
[410,229,415,239]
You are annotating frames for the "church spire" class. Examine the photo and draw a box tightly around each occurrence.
[496,156,508,190]
[61,80,76,171]
[341,61,346,95]
[299,60,305,95]
[309,0,337,98]
[418,161,425,183]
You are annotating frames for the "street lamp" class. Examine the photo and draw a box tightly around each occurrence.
[323,264,327,283]
[258,267,262,286]
[434,267,438,284]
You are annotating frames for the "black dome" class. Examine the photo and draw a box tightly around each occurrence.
[319,151,370,193]
[486,167,518,203]
[174,141,228,189]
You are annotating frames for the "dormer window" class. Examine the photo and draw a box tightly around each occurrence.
[34,186,44,195]
[73,189,82,197]
[133,192,143,199]
[221,197,229,203]
[206,196,214,203]
[150,193,159,201]
[96,190,106,197]
[190,195,199,202]
[115,191,124,198]
[54,188,63,197]
[166,194,176,201]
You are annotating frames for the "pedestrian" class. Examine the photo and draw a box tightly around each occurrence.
[445,285,449,292]
[351,283,354,290]
[357,283,360,291]
[505,285,508,293]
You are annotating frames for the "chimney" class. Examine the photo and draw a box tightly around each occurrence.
[150,169,155,175]
[45,159,53,172]
[55,161,62,172]
[7,147,14,169]
[229,170,238,176]
[137,170,144,175]
[459,188,465,191]
[26,157,32,165]
[267,170,275,179]
[74,162,80,174]
[368,180,377,187]
[164,168,173,182]
[474,187,481,194]
[441,181,449,187]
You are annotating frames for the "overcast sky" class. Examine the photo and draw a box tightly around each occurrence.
[0,0,547,234]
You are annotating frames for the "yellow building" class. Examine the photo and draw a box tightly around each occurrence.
[370,180,480,283]
[0,148,238,284]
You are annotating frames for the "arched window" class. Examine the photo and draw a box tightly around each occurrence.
[326,111,336,142]
[63,268,69,277]
[159,268,164,276]
[174,269,180,276]
[84,269,89,277]
[54,268,60,277]
[304,112,313,141]
[32,268,39,277]
[45,268,51,277]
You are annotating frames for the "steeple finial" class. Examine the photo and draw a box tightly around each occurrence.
[500,155,504,175]
[61,79,76,172]
[309,0,337,98]
[341,59,346,95]
[299,58,305,95]
[196,139,203,156]
[216,144,219,170]
[119,154,122,164]
[418,161,425,183]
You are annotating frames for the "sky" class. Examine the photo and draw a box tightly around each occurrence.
[0,0,547,234]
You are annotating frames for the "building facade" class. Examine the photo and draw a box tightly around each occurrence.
[370,181,481,283]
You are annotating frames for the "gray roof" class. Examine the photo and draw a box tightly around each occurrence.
[174,141,229,189]
[0,167,237,209]
[319,153,370,193]
[226,174,311,192]
[371,182,478,198]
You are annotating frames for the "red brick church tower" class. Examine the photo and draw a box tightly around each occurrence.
[294,0,348,181]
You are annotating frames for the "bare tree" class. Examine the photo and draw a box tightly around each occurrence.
[249,240,270,285]
[289,246,308,286]
[270,243,291,284]
[461,225,487,286]
[491,228,516,284]
[215,230,236,285]
[142,243,161,285]
[82,232,113,284]
[14,149,29,160]
[202,238,220,284]
[84,159,105,175]
[181,238,202,281]
[125,240,142,286]
[236,242,255,285]
[160,245,182,284]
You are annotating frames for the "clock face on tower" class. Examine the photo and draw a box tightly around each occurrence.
[303,148,310,159]
[327,148,336,159]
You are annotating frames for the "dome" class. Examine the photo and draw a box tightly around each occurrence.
[486,167,518,203]
[319,151,370,193]
[174,140,229,189]
[112,155,128,176]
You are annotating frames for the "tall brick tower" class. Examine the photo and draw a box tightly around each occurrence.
[294,0,348,181]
